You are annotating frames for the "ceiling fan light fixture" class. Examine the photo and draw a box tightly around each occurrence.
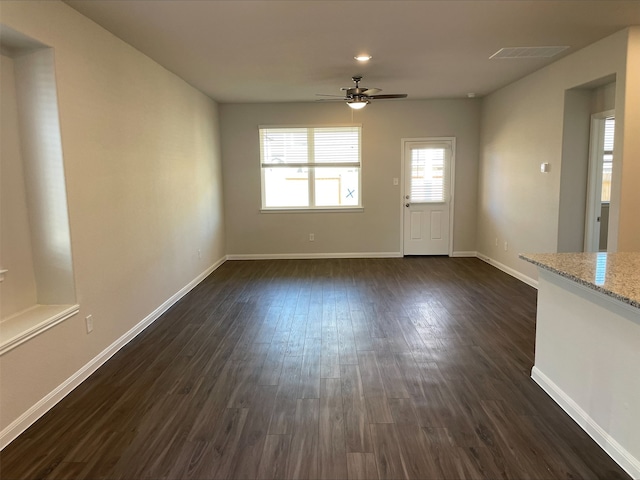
[347,98,368,109]
[354,55,372,62]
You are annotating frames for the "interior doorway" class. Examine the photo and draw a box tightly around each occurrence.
[585,111,615,252]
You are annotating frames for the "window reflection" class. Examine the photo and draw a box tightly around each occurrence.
[595,253,607,286]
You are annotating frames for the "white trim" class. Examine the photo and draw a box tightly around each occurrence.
[451,251,478,258]
[0,256,227,451]
[258,123,363,129]
[226,252,402,261]
[476,253,538,288]
[0,304,80,356]
[261,162,360,168]
[532,366,640,480]
[448,140,456,256]
[260,207,364,214]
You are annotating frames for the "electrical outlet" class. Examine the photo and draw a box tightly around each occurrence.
[504,241,508,251]
[495,237,498,247]
[85,315,94,334]
[198,249,202,259]
[309,233,315,242]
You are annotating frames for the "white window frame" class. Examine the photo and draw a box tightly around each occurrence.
[585,111,615,252]
[259,125,363,212]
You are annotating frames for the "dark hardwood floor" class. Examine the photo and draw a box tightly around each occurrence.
[1,257,631,479]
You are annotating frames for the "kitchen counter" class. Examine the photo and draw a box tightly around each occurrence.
[520,251,640,309]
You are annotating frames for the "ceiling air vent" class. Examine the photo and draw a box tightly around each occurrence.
[490,46,569,59]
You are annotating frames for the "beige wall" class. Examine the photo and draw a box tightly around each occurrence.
[591,81,616,114]
[0,1,225,433]
[617,28,640,251]
[478,28,639,281]
[220,100,480,256]
[1,54,38,318]
[557,88,592,253]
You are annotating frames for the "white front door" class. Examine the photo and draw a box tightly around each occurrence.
[402,139,453,256]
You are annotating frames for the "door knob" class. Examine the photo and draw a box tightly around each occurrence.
[405,203,410,208]
[405,195,410,199]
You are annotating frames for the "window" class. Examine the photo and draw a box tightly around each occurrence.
[409,146,446,203]
[259,126,361,210]
[601,116,614,202]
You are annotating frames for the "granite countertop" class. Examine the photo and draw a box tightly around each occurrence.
[520,252,640,309]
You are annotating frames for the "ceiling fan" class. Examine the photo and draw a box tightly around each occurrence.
[316,76,408,109]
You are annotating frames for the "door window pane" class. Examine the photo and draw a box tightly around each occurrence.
[410,147,445,202]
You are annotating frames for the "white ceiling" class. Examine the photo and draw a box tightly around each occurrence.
[64,0,640,103]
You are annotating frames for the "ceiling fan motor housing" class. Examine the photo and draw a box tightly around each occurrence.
[348,88,367,98]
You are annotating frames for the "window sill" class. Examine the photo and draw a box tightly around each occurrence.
[260,207,364,214]
[0,304,80,356]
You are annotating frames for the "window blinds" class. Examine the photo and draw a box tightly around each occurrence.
[260,126,360,167]
[410,147,446,203]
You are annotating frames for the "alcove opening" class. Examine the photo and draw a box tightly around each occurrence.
[1,25,78,355]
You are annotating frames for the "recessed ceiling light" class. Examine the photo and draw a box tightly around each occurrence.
[354,55,372,62]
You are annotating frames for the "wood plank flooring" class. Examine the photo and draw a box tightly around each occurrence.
[1,257,631,479]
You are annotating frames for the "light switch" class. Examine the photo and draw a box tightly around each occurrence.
[540,163,550,173]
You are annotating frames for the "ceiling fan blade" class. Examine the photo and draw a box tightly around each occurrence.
[367,94,408,99]
[318,77,407,104]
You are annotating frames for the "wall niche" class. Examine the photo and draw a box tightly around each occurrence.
[1,25,77,355]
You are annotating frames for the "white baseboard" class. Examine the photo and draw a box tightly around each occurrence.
[226,252,403,260]
[532,366,640,480]
[0,256,227,451]
[451,250,478,257]
[476,253,538,289]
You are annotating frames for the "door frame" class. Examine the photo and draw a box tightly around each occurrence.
[584,110,614,252]
[400,137,456,256]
